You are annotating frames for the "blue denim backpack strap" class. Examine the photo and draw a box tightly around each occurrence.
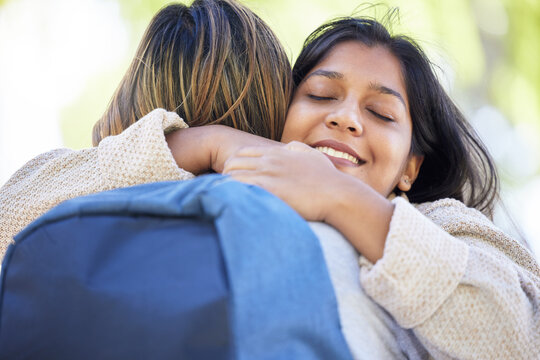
[0,174,352,360]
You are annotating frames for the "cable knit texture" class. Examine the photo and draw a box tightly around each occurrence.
[1,109,539,359]
[360,197,540,359]
[0,109,193,255]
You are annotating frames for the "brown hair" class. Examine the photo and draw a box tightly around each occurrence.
[92,0,292,146]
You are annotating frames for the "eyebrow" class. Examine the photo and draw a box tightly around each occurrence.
[304,69,344,81]
[303,70,407,108]
[369,82,406,108]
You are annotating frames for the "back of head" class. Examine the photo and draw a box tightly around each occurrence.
[293,15,499,217]
[93,0,292,145]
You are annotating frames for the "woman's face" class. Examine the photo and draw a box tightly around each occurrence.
[282,41,423,197]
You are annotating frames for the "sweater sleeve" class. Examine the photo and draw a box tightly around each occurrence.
[359,197,540,359]
[0,109,194,259]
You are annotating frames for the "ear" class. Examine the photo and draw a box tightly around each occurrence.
[397,154,424,192]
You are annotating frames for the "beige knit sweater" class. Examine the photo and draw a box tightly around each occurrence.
[1,109,539,359]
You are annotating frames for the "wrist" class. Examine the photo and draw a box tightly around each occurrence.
[324,174,394,263]
[165,126,217,174]
[208,125,231,173]
[322,172,364,225]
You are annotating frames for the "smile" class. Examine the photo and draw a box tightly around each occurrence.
[315,146,360,164]
[311,139,365,167]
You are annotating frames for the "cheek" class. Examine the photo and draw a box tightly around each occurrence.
[281,120,295,143]
[391,142,411,166]
[373,132,407,161]
[387,143,412,178]
[374,133,412,188]
[385,127,413,161]
[281,104,308,143]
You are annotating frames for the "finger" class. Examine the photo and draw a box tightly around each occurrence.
[223,156,264,174]
[232,146,269,158]
[226,169,263,186]
[284,141,313,153]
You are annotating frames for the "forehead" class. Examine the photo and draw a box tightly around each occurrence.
[306,41,407,100]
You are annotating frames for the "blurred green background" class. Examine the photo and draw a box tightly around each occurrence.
[0,0,539,251]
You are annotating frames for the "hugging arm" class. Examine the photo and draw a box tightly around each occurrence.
[224,144,540,358]
[0,109,281,259]
[0,110,191,257]
[361,198,540,359]
[223,142,394,263]
[166,122,281,175]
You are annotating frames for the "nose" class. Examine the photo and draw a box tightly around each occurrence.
[324,106,363,136]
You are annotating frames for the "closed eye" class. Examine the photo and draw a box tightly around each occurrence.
[307,94,335,101]
[367,109,394,122]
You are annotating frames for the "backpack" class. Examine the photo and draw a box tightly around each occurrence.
[0,174,352,360]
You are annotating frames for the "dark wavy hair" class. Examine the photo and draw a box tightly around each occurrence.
[292,16,499,217]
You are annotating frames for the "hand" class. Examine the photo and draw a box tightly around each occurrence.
[166,125,280,175]
[224,141,394,262]
[210,126,282,173]
[223,141,347,222]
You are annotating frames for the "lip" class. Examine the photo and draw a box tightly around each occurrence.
[310,139,365,166]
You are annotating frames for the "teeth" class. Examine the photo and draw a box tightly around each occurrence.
[315,146,359,164]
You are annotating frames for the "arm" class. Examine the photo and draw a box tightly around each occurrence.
[0,109,282,259]
[165,124,280,174]
[361,198,540,359]
[0,109,191,258]
[223,143,540,358]
[223,141,392,263]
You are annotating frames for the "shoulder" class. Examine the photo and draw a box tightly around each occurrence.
[1,148,76,187]
[413,198,540,276]
[414,198,489,231]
